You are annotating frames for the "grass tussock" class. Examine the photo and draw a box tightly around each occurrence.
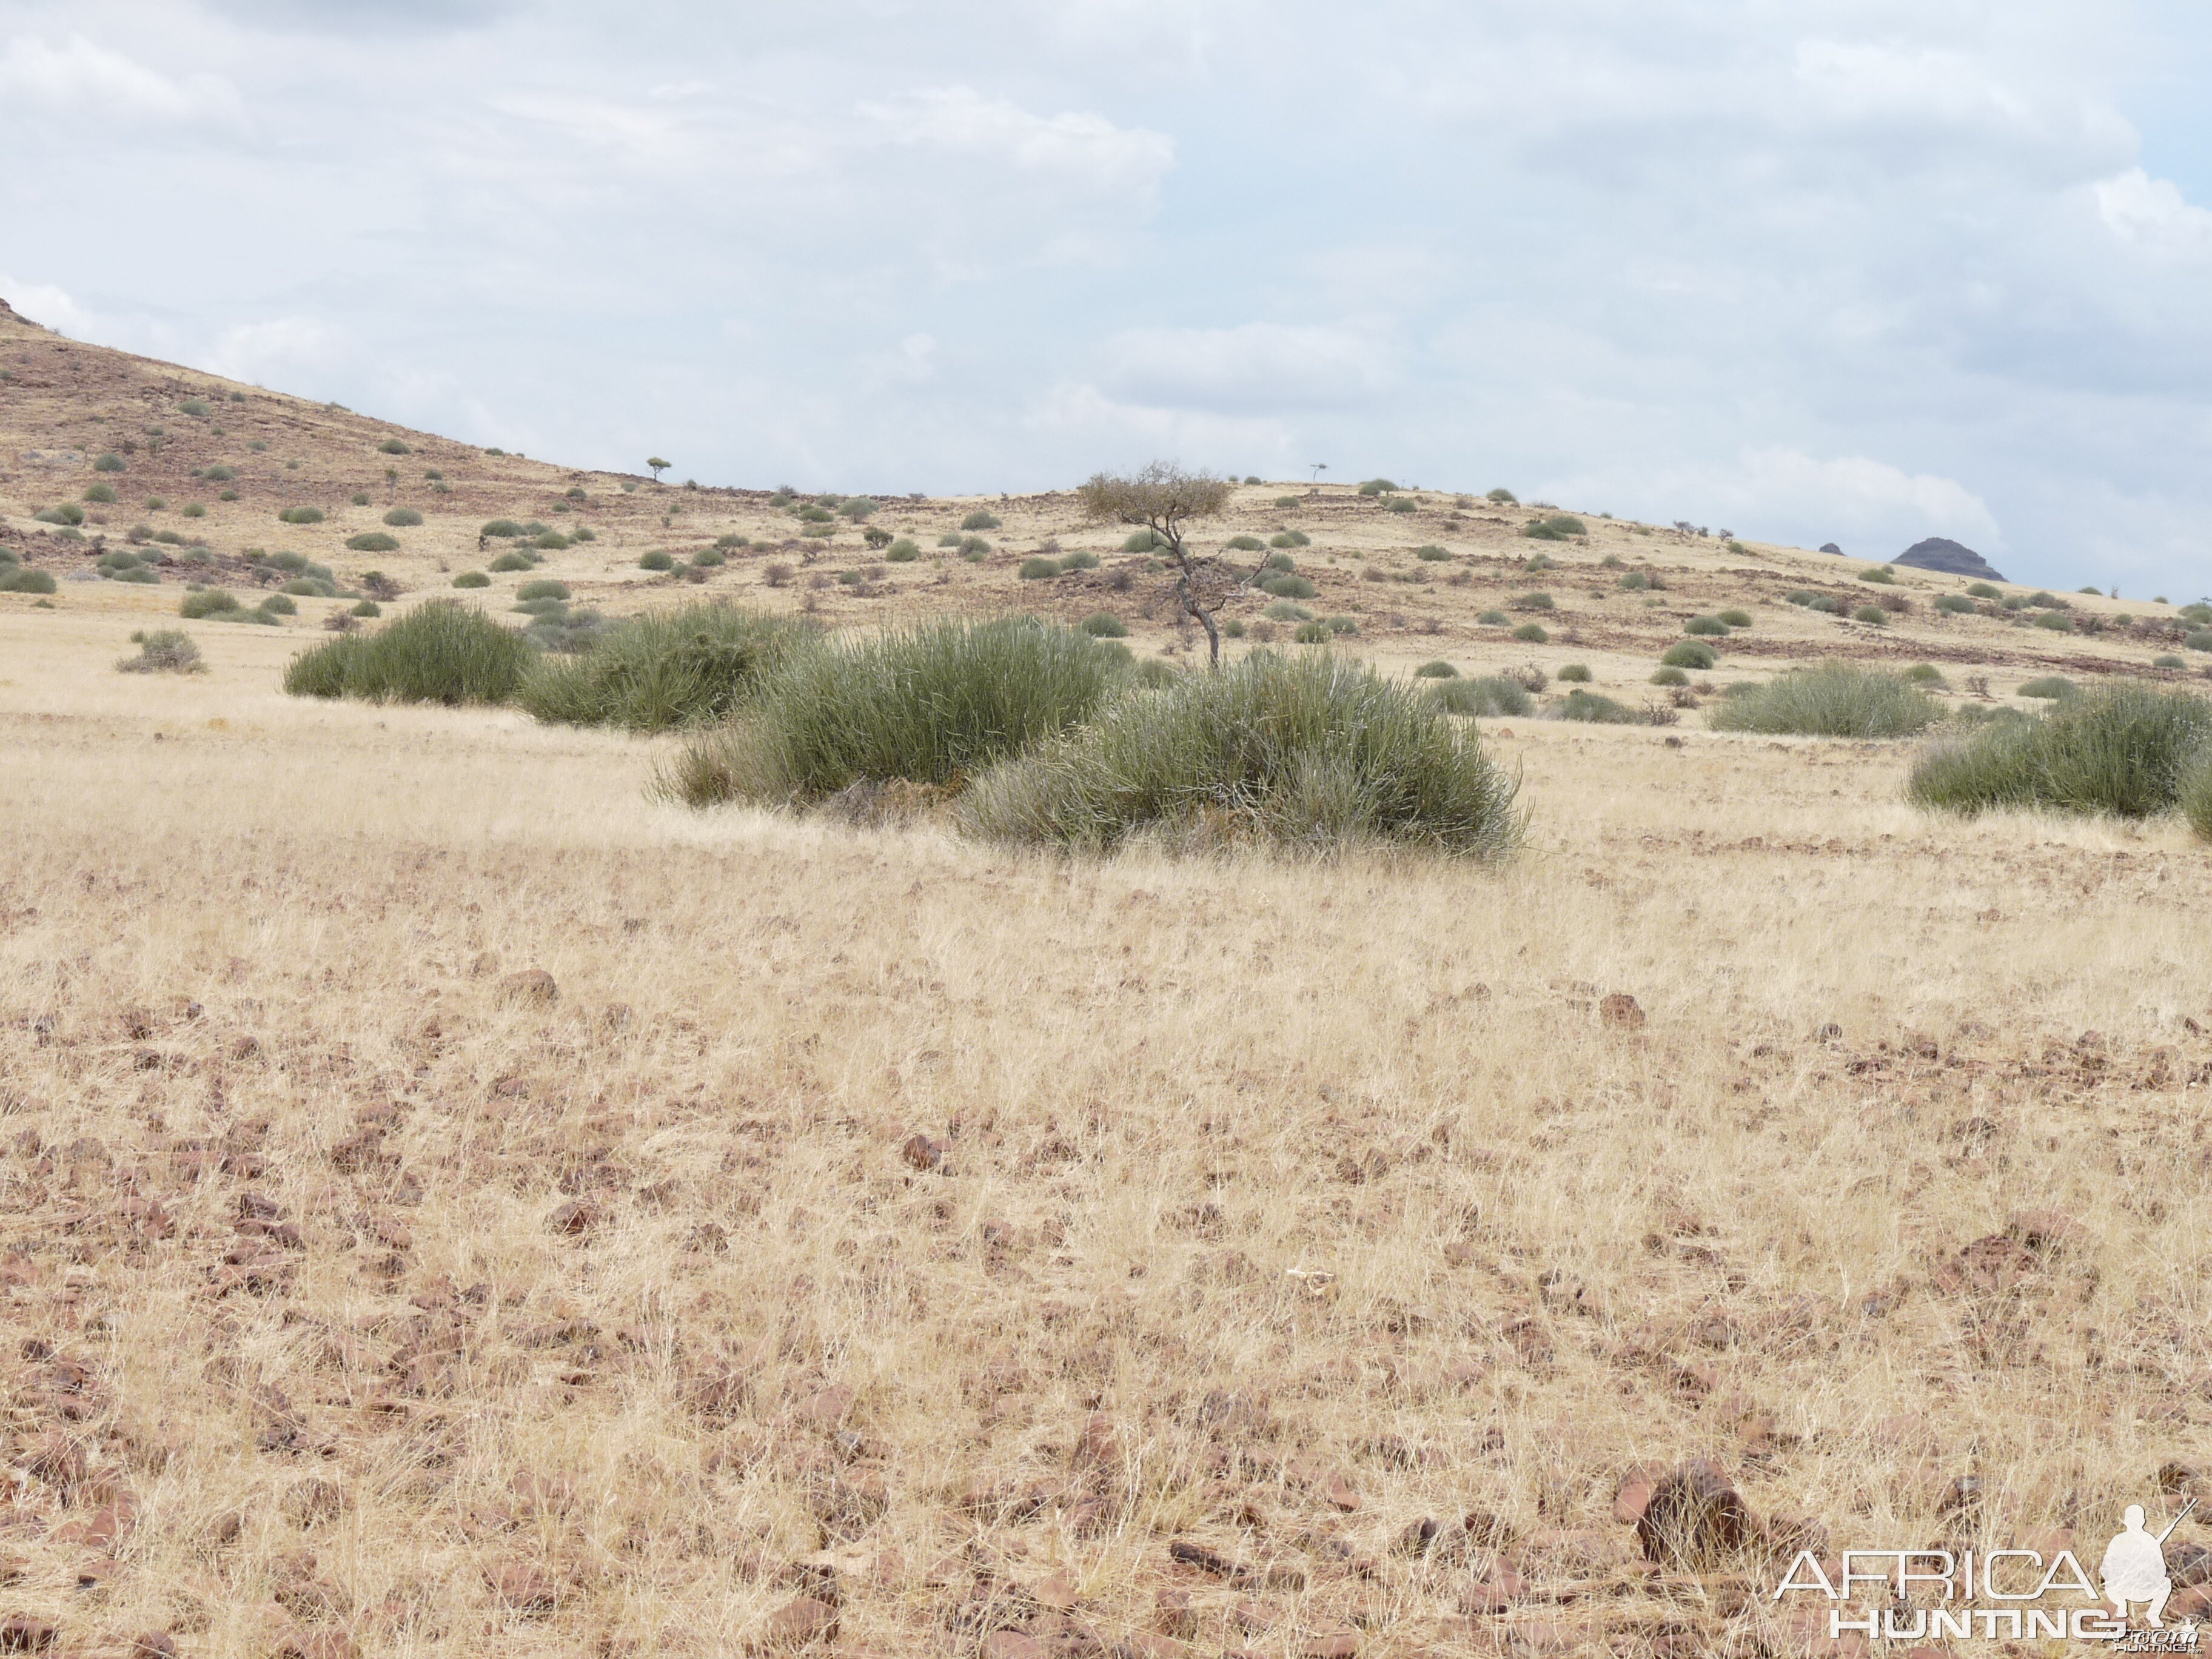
[960,650,1522,857]
[664,617,1116,808]
[1708,663,1943,739]
[115,629,204,674]
[1911,684,2212,820]
[517,603,816,733]
[283,600,534,705]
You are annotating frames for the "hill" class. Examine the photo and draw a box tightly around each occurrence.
[5,297,2212,1659]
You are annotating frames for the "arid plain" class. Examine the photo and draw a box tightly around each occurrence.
[5,298,2212,1658]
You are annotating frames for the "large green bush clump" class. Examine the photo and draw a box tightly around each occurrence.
[1427,676,1533,717]
[664,617,1116,807]
[283,600,533,705]
[1709,663,1943,739]
[517,603,815,732]
[959,650,1521,857]
[1910,685,2212,820]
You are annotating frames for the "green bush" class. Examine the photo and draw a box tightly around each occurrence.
[116,629,204,674]
[1293,620,1330,643]
[1264,553,1297,572]
[180,399,210,418]
[1859,566,1895,585]
[1413,660,1458,679]
[1385,498,1418,514]
[1356,478,1397,497]
[960,649,1521,857]
[84,482,118,504]
[517,578,571,602]
[2018,676,2076,700]
[350,492,372,506]
[2182,751,2212,843]
[1903,663,1948,686]
[93,452,125,473]
[1122,529,1164,553]
[640,551,675,571]
[1062,550,1100,571]
[1260,574,1316,600]
[2182,603,2212,625]
[1081,613,1128,637]
[518,602,815,732]
[1523,514,1586,540]
[1557,663,1592,682]
[1934,594,1974,614]
[665,617,1116,806]
[489,552,533,572]
[1966,582,2002,599]
[383,507,423,527]
[454,571,491,589]
[181,503,207,519]
[38,504,85,526]
[1,568,58,595]
[280,577,337,597]
[959,536,991,560]
[1650,666,1688,687]
[2154,654,2187,669]
[1684,615,1729,636]
[840,498,877,521]
[1270,531,1310,548]
[1709,663,1942,738]
[1911,685,2212,820]
[379,438,409,455]
[2033,610,2073,632]
[1227,534,1265,552]
[1274,496,1300,508]
[1852,605,1889,625]
[1661,642,1715,669]
[2189,631,2212,653]
[1416,545,1451,561]
[259,594,297,616]
[352,599,381,618]
[1478,610,1509,626]
[961,511,1002,531]
[1510,623,1549,643]
[1716,609,1752,628]
[533,532,569,550]
[1618,572,1651,591]
[276,505,323,524]
[1552,689,1635,723]
[483,520,526,538]
[1263,601,1312,622]
[885,538,920,562]
[111,566,160,585]
[1510,592,1554,611]
[1019,557,1061,580]
[285,599,532,704]
[179,589,242,619]
[1486,488,1517,504]
[1322,615,1359,635]
[346,532,401,552]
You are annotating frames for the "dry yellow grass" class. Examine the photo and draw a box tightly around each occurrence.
[7,597,2212,1658]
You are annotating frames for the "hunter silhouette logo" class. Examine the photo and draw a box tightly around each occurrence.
[2103,1501,2196,1628]
[1772,1498,2204,1645]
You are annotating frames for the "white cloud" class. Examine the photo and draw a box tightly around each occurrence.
[0,275,98,338]
[0,33,241,127]
[199,317,351,389]
[2094,167,2212,255]
[862,87,1174,200]
[1029,381,1292,470]
[1098,323,1392,413]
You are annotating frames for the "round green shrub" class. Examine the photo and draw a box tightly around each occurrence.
[1859,566,1895,585]
[286,598,533,705]
[1226,534,1265,552]
[205,465,236,481]
[1523,514,1586,540]
[1661,642,1716,669]
[1274,496,1300,508]
[384,507,423,527]
[352,599,382,618]
[1478,610,1510,626]
[378,438,410,455]
[1019,557,1061,580]
[2154,654,2187,669]
[259,594,297,615]
[1063,551,1101,571]
[350,492,372,506]
[1293,620,1330,643]
[640,551,675,571]
[517,578,572,602]
[1269,531,1310,549]
[1716,609,1752,628]
[1650,666,1688,686]
[1413,661,1458,679]
[1080,613,1128,637]
[961,511,1002,531]
[1618,571,1651,591]
[1684,615,1730,636]
[885,538,920,562]
[692,549,725,568]
[1356,478,1398,496]
[1511,623,1549,643]
[93,453,125,473]
[1121,530,1162,553]
[1416,545,1451,561]
[454,571,491,588]
[1385,497,1418,514]
[489,552,533,573]
[1710,663,1942,737]
[179,589,241,618]
[1557,663,1592,682]
[84,483,118,504]
[1914,685,2212,819]
[2018,676,2075,699]
[1259,574,1316,599]
[2187,631,2212,653]
[1486,488,1517,504]
[181,503,206,519]
[1552,689,1635,723]
[1852,605,1889,625]
[346,532,401,552]
[1,568,58,595]
[1934,594,1974,614]
[1263,601,1313,622]
[2033,611,2073,632]
[1903,663,1947,685]
[278,505,324,525]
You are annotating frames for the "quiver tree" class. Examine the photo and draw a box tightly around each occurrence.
[1075,461,1245,665]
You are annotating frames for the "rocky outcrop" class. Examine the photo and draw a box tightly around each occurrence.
[1895,537,2006,582]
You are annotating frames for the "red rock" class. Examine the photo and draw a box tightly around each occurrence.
[1635,1460,1754,1569]
[1033,1570,1079,1610]
[488,1563,558,1614]
[0,1618,56,1654]
[496,968,558,1006]
[1323,1471,1362,1512]
[902,1133,947,1171]
[130,1636,178,1659]
[1074,1412,1122,1470]
[1301,1631,1358,1659]
[798,1385,856,1427]
[547,1199,600,1236]
[1612,1467,1659,1525]
[763,1597,837,1647]
[1600,993,1646,1030]
[1115,1635,1186,1659]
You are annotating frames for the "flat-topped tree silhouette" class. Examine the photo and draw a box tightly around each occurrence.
[1076,462,1244,665]
[646,456,670,482]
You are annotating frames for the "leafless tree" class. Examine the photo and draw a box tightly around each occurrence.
[1075,461,1246,665]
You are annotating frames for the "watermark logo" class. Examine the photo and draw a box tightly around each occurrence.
[1772,1500,2200,1649]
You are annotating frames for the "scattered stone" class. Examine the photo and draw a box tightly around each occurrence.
[1153,1589,1196,1638]
[496,968,558,1006]
[763,1596,837,1648]
[1612,1466,1661,1526]
[1323,1471,1362,1512]
[1301,1631,1358,1659]
[130,1636,177,1659]
[902,1133,947,1171]
[1635,1460,1754,1569]
[1599,993,1646,1030]
[547,1199,600,1236]
[0,1618,56,1654]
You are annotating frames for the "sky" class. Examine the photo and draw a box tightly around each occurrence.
[2,1,2210,594]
